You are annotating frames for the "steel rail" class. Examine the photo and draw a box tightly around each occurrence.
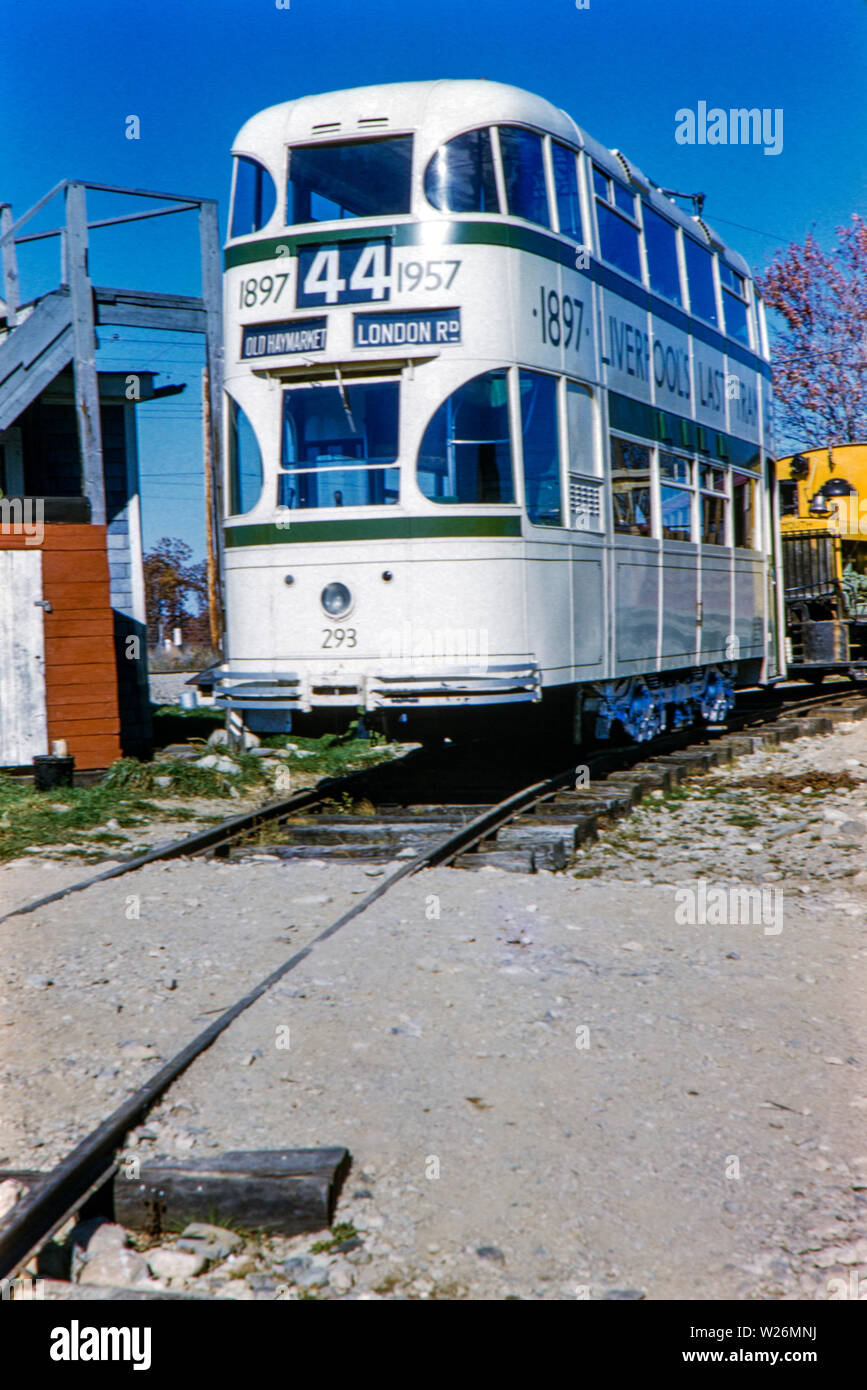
[0,761,578,1281]
[0,759,408,927]
[2,685,859,929]
[3,688,866,1280]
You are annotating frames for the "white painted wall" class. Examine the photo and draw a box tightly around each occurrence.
[0,549,48,764]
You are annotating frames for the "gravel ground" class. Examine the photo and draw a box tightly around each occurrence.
[2,719,866,1300]
[148,672,199,707]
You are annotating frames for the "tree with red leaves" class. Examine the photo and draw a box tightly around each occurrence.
[758,214,867,449]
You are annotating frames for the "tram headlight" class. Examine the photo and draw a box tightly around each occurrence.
[321,582,353,618]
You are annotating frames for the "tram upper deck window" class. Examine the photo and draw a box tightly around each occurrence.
[519,370,562,525]
[278,382,399,509]
[720,262,751,347]
[498,127,550,228]
[551,143,583,242]
[593,167,641,281]
[287,136,412,223]
[230,157,277,237]
[417,369,514,505]
[642,205,682,305]
[610,436,652,536]
[684,236,719,326]
[423,129,499,213]
[228,398,264,515]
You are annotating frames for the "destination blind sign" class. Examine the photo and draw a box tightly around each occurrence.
[241,317,327,359]
[354,308,461,349]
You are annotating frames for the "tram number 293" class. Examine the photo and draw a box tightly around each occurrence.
[321,628,357,648]
[536,287,585,348]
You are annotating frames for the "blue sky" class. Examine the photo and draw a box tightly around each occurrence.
[2,0,865,559]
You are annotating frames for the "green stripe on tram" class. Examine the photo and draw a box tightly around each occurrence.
[224,221,578,270]
[223,222,771,380]
[224,515,523,547]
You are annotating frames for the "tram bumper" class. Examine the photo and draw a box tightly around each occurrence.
[366,662,541,708]
[208,661,542,721]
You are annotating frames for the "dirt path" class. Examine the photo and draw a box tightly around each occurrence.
[2,721,865,1299]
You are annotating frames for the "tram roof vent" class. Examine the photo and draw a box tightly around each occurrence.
[357,116,389,128]
[312,121,341,134]
[694,216,724,249]
[611,149,651,193]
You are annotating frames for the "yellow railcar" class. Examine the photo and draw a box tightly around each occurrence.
[777,445,867,679]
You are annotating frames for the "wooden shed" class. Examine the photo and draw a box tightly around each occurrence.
[0,179,224,774]
[0,372,181,770]
[0,518,121,769]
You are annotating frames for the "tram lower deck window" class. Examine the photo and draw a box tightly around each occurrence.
[700,493,726,546]
[732,471,757,548]
[610,436,651,536]
[418,369,514,504]
[228,398,265,515]
[659,452,693,540]
[519,370,562,525]
[699,463,728,545]
[278,382,399,508]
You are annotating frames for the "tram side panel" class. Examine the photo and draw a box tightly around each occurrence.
[599,284,669,676]
[508,243,608,690]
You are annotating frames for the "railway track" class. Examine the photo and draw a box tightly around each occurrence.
[2,681,866,1288]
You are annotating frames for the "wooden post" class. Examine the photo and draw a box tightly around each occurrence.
[202,367,221,650]
[0,204,20,328]
[198,202,224,648]
[65,183,105,527]
[0,1147,351,1241]
[113,1149,351,1237]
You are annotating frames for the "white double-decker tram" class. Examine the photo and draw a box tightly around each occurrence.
[215,79,784,743]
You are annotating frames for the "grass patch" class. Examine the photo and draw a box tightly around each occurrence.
[152,704,224,749]
[309,1221,358,1254]
[0,727,402,864]
[260,727,397,782]
[0,754,269,864]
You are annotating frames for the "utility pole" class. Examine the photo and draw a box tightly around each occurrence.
[202,367,222,650]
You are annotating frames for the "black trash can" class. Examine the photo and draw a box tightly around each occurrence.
[33,755,75,791]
